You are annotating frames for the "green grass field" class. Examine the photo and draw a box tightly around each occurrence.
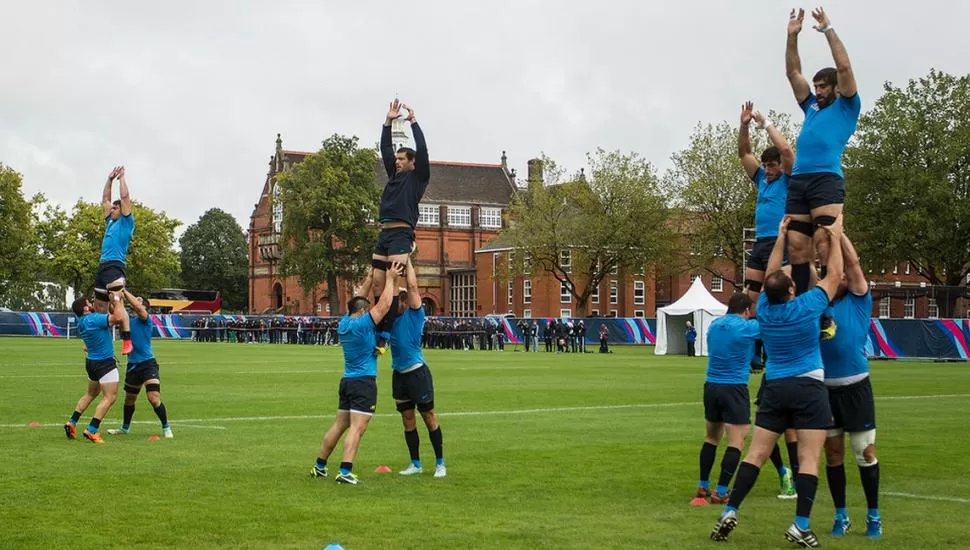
[1,338,968,549]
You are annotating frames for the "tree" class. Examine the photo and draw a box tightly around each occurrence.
[845,69,970,317]
[179,208,248,311]
[36,199,181,297]
[502,150,673,316]
[663,111,798,288]
[276,134,380,315]
[0,164,44,309]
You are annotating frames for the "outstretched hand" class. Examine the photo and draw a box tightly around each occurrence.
[788,8,805,35]
[778,215,792,235]
[403,104,415,123]
[811,6,832,32]
[740,101,754,125]
[386,99,402,121]
[108,166,123,180]
[818,213,844,237]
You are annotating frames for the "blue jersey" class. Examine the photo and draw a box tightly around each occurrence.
[338,313,378,378]
[127,315,155,364]
[821,291,872,380]
[793,93,862,177]
[100,213,135,264]
[757,288,830,380]
[705,315,760,385]
[753,167,789,238]
[390,307,426,372]
[78,313,114,361]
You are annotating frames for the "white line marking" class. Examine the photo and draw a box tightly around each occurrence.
[0,374,81,378]
[457,366,551,371]
[884,491,970,504]
[171,424,227,430]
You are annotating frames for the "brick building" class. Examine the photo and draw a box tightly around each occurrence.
[247,133,517,315]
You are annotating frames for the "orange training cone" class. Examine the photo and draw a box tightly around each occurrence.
[375,465,392,473]
[148,435,161,441]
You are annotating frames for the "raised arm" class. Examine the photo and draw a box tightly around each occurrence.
[405,257,422,309]
[370,262,403,325]
[381,99,401,178]
[107,292,126,326]
[738,102,760,180]
[786,9,812,104]
[117,166,132,216]
[817,216,845,301]
[404,104,431,187]
[766,216,791,275]
[840,233,868,296]
[752,110,795,174]
[123,289,149,321]
[102,166,120,217]
[358,269,374,300]
[812,7,857,98]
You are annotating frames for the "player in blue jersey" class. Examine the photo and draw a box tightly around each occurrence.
[107,290,172,438]
[783,7,860,322]
[391,258,446,479]
[310,262,403,485]
[711,214,844,548]
[689,293,758,507]
[65,293,128,444]
[820,234,882,539]
[95,166,136,355]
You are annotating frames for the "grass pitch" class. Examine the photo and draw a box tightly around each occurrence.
[1,338,968,549]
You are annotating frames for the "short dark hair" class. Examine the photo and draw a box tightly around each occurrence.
[112,199,121,207]
[71,297,88,317]
[764,271,794,305]
[813,67,838,87]
[397,147,416,162]
[727,293,753,314]
[761,146,781,164]
[347,296,370,314]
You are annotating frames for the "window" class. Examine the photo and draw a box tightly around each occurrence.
[591,282,600,304]
[905,262,911,275]
[418,204,439,226]
[523,309,532,318]
[450,273,476,317]
[878,297,891,318]
[690,274,701,285]
[928,298,939,319]
[609,310,618,318]
[635,265,645,276]
[591,309,600,316]
[491,252,499,276]
[560,309,572,318]
[508,251,515,275]
[611,262,618,276]
[523,253,532,275]
[904,297,915,319]
[508,281,513,305]
[479,207,502,229]
[560,249,571,273]
[447,205,471,227]
[634,281,645,305]
[610,280,618,305]
[893,264,898,275]
[523,280,532,304]
[271,182,283,234]
[711,276,723,292]
[560,281,571,304]
[634,310,645,318]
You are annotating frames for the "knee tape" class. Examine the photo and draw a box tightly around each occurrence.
[94,288,110,302]
[124,384,142,395]
[417,400,435,413]
[850,429,877,467]
[744,279,763,293]
[814,215,837,228]
[396,400,416,413]
[106,279,126,291]
[371,259,388,271]
[788,220,815,237]
[145,383,161,393]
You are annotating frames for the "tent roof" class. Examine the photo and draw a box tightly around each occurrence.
[658,277,728,316]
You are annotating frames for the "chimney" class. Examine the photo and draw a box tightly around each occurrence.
[275,133,284,173]
[501,150,508,171]
[527,158,543,183]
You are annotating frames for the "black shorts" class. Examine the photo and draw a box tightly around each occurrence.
[392,364,435,405]
[756,376,834,432]
[827,376,876,432]
[746,237,789,272]
[338,376,378,415]
[85,358,117,382]
[125,358,160,387]
[94,261,126,300]
[703,383,750,425]
[374,226,415,257]
[785,172,845,215]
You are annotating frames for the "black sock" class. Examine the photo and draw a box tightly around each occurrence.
[796,473,819,519]
[726,462,761,510]
[90,417,102,430]
[699,442,718,485]
[769,444,784,472]
[404,429,420,461]
[121,330,131,340]
[859,463,880,511]
[827,464,847,509]
[123,404,135,427]
[792,263,811,295]
[70,410,82,424]
[153,403,168,427]
[787,441,800,478]
[340,461,353,473]
[717,446,742,490]
[428,426,444,460]
[819,265,828,279]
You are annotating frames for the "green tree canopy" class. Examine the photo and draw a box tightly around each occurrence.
[0,164,44,309]
[179,208,249,311]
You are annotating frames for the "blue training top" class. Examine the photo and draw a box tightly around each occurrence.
[338,313,378,378]
[705,315,761,385]
[820,291,873,380]
[78,313,114,361]
[390,306,426,372]
[757,287,830,380]
[100,213,135,264]
[792,93,862,177]
[127,315,155,364]
[753,167,790,239]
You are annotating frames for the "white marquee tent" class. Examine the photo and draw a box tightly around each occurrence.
[654,277,728,356]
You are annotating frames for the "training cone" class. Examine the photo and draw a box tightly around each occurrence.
[148,435,161,441]
[29,422,40,427]
[375,465,392,473]
[324,545,345,550]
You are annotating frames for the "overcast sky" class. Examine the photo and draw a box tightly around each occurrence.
[3,1,969,239]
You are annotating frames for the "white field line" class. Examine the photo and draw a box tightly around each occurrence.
[882,491,970,504]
